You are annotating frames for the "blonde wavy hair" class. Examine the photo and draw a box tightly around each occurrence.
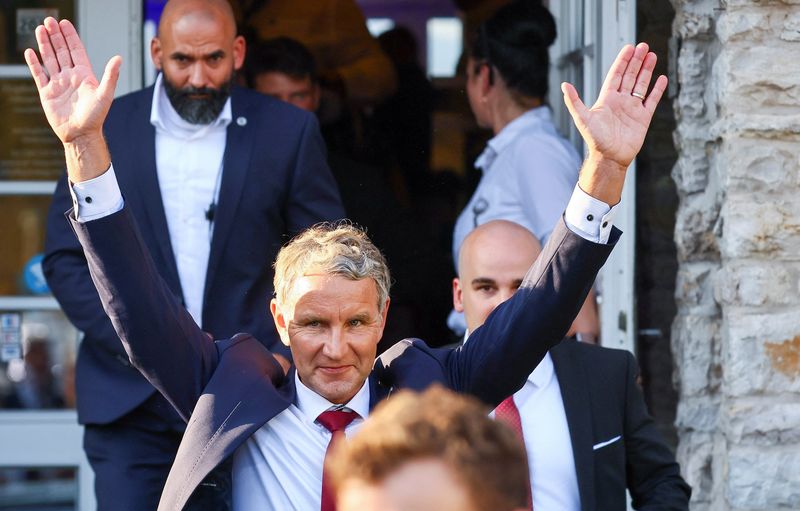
[273,222,391,313]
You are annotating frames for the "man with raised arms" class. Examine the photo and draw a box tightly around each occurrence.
[26,17,666,510]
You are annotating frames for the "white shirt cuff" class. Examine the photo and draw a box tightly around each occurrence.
[563,184,618,244]
[69,164,124,223]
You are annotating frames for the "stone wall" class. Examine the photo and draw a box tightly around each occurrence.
[671,1,800,508]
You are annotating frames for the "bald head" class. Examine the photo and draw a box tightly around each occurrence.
[454,221,541,333]
[457,221,540,278]
[151,0,245,124]
[158,0,236,37]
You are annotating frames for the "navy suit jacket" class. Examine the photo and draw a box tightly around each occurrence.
[549,341,691,510]
[43,85,345,424]
[72,205,617,510]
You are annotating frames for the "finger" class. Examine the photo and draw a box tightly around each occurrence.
[45,17,74,70]
[97,55,122,105]
[643,75,668,115]
[631,52,657,98]
[24,48,49,89]
[60,19,90,67]
[35,23,60,77]
[561,81,588,129]
[599,45,635,94]
[619,42,649,93]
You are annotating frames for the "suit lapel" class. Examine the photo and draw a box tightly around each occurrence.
[551,342,596,511]
[166,366,292,510]
[122,86,182,295]
[204,87,255,305]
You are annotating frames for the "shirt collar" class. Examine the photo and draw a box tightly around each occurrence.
[475,106,553,172]
[150,72,232,139]
[529,351,554,388]
[294,371,370,427]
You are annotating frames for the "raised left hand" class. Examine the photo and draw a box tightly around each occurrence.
[561,43,667,204]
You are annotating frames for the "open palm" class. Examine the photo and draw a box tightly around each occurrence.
[562,43,668,170]
[24,17,120,145]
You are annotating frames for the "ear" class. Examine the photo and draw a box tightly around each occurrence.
[233,35,246,70]
[270,298,291,347]
[477,64,499,99]
[150,37,163,71]
[452,278,464,312]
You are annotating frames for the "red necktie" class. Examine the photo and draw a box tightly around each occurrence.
[317,409,359,511]
[495,396,533,510]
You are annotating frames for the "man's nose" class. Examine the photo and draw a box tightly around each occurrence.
[322,328,347,359]
[188,63,210,89]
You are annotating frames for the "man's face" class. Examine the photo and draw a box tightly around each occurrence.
[271,275,388,404]
[151,12,245,123]
[337,459,477,511]
[254,71,320,112]
[453,234,538,333]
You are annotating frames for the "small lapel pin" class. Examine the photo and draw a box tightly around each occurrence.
[236,116,247,126]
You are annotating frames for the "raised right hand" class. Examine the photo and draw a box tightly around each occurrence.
[24,17,120,181]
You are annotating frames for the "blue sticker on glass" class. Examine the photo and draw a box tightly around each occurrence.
[23,254,49,295]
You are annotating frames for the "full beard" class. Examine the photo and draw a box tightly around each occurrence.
[163,74,232,125]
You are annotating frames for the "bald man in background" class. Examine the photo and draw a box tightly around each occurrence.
[453,220,691,510]
[41,1,343,508]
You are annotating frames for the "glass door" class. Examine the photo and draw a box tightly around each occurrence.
[548,0,637,354]
[0,2,141,510]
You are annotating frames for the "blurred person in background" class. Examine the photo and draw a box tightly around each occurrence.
[329,386,530,511]
[452,0,599,341]
[231,0,396,157]
[2,338,65,409]
[372,26,434,200]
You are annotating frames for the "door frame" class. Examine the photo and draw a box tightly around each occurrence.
[0,2,142,510]
[548,0,637,354]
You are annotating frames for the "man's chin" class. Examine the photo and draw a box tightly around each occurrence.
[310,372,361,404]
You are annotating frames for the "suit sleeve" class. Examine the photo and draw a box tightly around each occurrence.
[43,174,125,357]
[445,217,618,407]
[69,206,284,421]
[623,352,692,509]
[284,114,346,234]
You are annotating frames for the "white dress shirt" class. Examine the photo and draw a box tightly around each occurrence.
[461,327,581,511]
[231,373,369,511]
[492,354,581,510]
[150,73,232,326]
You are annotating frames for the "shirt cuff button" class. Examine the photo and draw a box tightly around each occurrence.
[85,196,93,204]
[586,214,594,221]
[602,221,608,228]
